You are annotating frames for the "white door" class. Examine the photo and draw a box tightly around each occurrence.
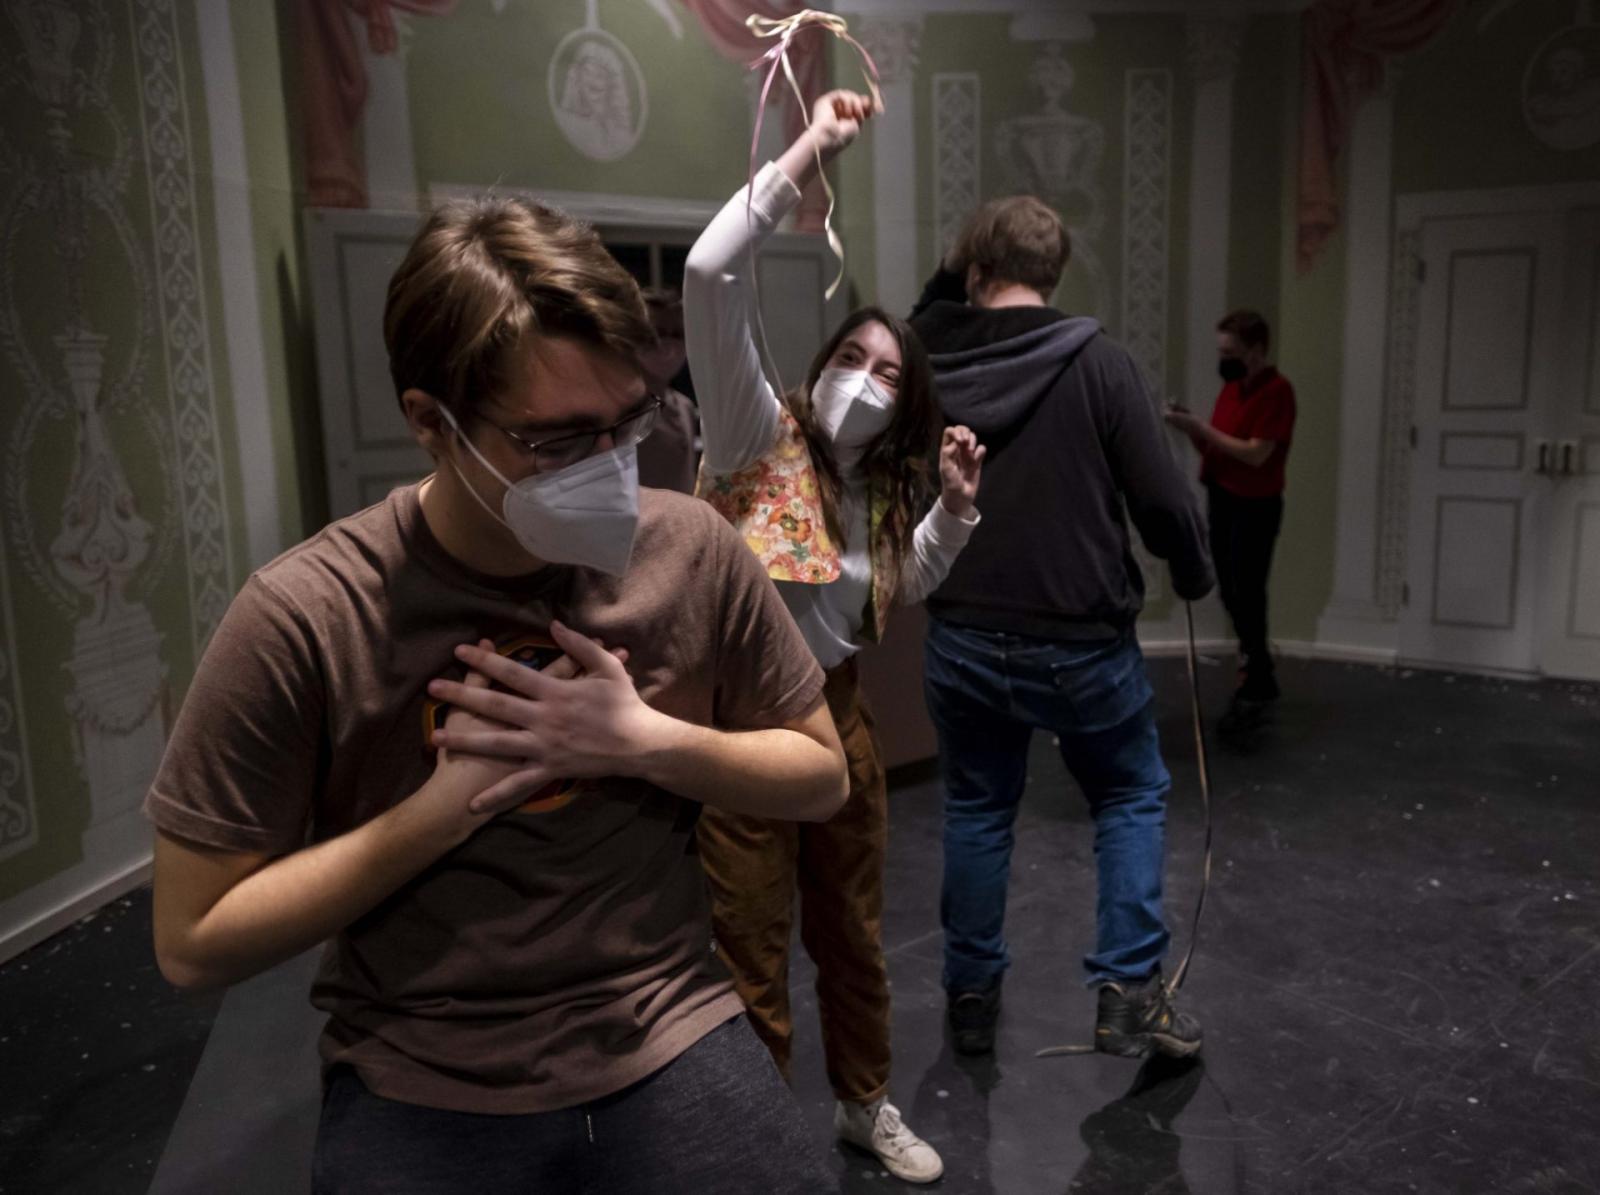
[1540,206,1600,681]
[1401,213,1567,673]
[306,208,434,521]
[746,228,850,395]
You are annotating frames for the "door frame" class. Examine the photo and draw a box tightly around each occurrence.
[1397,211,1564,674]
[1382,183,1600,677]
[1538,205,1600,680]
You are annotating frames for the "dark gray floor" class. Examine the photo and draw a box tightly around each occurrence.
[2,657,1597,1193]
[788,658,1600,1192]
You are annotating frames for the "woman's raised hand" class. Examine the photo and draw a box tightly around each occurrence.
[938,426,985,518]
[806,89,881,157]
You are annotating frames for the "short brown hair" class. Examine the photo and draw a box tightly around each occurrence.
[1217,309,1270,352]
[954,196,1070,296]
[384,195,653,420]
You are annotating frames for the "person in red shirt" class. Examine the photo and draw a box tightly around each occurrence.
[1166,310,1295,718]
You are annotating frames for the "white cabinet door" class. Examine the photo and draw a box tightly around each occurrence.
[748,228,850,396]
[306,208,433,522]
[1401,213,1567,674]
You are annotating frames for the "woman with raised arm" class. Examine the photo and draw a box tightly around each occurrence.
[684,89,985,1186]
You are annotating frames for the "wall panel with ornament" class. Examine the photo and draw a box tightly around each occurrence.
[0,0,274,958]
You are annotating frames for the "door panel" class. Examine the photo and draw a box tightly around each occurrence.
[1442,249,1535,411]
[1401,214,1564,673]
[1431,496,1522,629]
[306,209,432,521]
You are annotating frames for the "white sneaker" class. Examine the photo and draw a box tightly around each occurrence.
[834,1097,945,1184]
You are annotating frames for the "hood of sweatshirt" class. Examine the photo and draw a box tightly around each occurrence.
[927,316,1102,439]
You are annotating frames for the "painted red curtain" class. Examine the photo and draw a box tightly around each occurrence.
[295,0,459,208]
[677,0,833,231]
[1298,0,1456,273]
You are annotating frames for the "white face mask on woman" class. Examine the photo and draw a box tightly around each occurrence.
[438,404,640,577]
[811,367,894,455]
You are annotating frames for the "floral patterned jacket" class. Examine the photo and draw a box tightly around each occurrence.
[697,407,897,643]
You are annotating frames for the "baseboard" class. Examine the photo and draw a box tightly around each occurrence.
[1138,636,1235,660]
[1275,639,1400,666]
[1138,636,1401,668]
[0,852,153,966]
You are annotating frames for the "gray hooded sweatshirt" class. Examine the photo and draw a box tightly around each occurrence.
[911,274,1214,640]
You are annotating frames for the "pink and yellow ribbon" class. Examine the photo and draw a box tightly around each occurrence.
[743,10,882,302]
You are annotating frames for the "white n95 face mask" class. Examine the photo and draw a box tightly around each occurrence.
[438,405,640,577]
[811,367,894,454]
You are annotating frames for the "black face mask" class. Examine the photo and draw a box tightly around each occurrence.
[1218,357,1248,383]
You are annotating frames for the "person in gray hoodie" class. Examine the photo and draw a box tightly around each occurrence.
[908,195,1214,1061]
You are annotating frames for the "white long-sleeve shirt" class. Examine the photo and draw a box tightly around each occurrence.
[684,162,978,669]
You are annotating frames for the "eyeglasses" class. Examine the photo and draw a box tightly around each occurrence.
[483,396,661,473]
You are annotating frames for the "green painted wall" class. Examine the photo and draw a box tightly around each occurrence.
[1270,101,1346,647]
[234,0,323,543]
[1227,16,1290,321]
[0,0,249,902]
[407,0,752,201]
[1394,0,1600,195]
[5,2,1589,932]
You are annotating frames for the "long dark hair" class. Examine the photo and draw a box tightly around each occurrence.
[784,306,940,589]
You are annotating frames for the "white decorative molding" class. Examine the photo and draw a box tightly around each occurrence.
[1522,24,1600,152]
[0,853,153,966]
[133,0,234,652]
[1121,68,1172,395]
[548,4,649,163]
[50,330,169,840]
[932,73,980,265]
[428,183,720,230]
[1395,181,1600,226]
[197,0,282,570]
[1,0,180,870]
[1122,68,1173,605]
[1184,14,1244,84]
[996,42,1111,316]
[855,15,922,86]
[858,14,922,312]
[1138,634,1401,670]
[0,0,236,952]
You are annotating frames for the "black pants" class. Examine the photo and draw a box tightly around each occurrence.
[1206,484,1283,684]
[311,1016,832,1194]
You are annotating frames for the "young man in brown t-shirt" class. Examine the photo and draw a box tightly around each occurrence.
[144,195,847,1193]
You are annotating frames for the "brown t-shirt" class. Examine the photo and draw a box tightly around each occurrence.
[143,484,824,1114]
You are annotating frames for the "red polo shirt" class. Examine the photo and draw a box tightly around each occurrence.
[1202,366,1296,498]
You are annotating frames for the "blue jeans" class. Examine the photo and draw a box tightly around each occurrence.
[923,618,1173,991]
